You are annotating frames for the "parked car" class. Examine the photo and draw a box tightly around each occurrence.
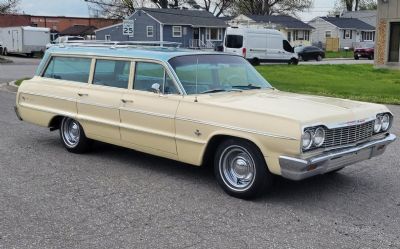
[0,26,50,56]
[295,46,325,61]
[15,43,396,199]
[0,41,3,55]
[354,43,374,60]
[46,36,85,49]
[224,27,298,65]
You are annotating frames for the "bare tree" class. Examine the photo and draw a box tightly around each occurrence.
[333,0,376,12]
[232,0,313,16]
[187,0,235,17]
[84,0,138,18]
[0,0,19,14]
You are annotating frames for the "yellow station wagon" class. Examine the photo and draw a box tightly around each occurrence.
[15,42,396,199]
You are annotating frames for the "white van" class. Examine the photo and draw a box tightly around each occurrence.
[0,26,50,56]
[223,27,298,65]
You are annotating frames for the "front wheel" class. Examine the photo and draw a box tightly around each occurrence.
[316,55,323,61]
[3,48,8,56]
[60,117,91,153]
[288,58,299,65]
[214,139,273,199]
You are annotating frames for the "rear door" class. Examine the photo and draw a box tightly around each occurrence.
[77,58,131,140]
[224,34,244,56]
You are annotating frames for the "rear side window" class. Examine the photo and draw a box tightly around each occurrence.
[93,59,131,89]
[43,56,91,83]
[225,35,243,48]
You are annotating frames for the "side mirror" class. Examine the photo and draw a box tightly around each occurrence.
[151,83,161,94]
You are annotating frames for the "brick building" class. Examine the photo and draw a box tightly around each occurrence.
[0,14,120,40]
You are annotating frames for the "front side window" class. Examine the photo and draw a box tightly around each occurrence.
[206,28,222,41]
[134,62,178,94]
[43,56,91,83]
[93,59,130,89]
[169,55,272,95]
[172,26,182,37]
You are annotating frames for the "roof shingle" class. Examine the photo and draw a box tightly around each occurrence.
[247,15,314,30]
[321,17,375,30]
[139,8,227,27]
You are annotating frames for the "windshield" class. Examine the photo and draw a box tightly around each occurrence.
[169,55,272,95]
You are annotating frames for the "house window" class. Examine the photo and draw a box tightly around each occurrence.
[105,35,111,41]
[304,30,310,41]
[147,26,154,37]
[206,28,223,41]
[172,26,182,37]
[362,31,375,41]
[287,32,291,42]
[344,30,352,39]
[325,31,332,38]
[294,30,298,40]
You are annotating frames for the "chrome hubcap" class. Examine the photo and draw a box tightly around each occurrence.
[220,145,256,191]
[62,118,80,147]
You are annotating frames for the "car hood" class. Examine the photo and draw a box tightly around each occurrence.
[199,89,388,125]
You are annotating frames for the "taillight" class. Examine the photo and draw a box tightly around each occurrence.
[242,47,247,58]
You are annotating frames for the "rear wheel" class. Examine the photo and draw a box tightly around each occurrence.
[214,138,273,199]
[369,54,374,60]
[354,55,360,60]
[316,55,323,61]
[251,58,260,66]
[60,117,91,153]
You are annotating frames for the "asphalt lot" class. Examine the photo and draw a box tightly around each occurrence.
[0,88,399,248]
[0,56,41,83]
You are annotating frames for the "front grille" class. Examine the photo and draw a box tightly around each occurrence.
[322,120,375,148]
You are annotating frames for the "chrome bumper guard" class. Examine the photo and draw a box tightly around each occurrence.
[279,134,397,181]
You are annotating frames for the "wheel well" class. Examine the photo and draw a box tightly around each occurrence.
[49,115,64,131]
[202,135,264,167]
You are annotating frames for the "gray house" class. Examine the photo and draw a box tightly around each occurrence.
[341,10,377,28]
[309,17,376,49]
[95,8,227,49]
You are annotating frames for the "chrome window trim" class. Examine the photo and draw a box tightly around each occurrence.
[175,116,298,140]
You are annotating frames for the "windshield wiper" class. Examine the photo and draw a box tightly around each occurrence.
[232,84,262,90]
[200,88,242,94]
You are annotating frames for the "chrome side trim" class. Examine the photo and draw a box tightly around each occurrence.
[78,100,119,110]
[20,91,76,102]
[175,116,298,140]
[120,107,174,119]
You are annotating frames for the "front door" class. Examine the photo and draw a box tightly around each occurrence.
[120,61,181,155]
[77,58,131,140]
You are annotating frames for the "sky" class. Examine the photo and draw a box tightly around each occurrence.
[18,0,336,22]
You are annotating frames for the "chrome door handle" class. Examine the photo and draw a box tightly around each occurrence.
[121,99,134,103]
[78,93,88,97]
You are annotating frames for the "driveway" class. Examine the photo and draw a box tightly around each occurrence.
[0,89,399,248]
[0,56,41,83]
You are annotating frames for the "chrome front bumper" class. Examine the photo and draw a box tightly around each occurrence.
[279,134,397,181]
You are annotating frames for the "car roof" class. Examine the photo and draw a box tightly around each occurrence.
[46,46,229,62]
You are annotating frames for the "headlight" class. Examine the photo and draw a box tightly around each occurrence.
[374,117,382,133]
[381,114,390,132]
[302,130,313,150]
[313,127,325,147]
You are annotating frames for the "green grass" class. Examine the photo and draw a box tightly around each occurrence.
[256,64,400,105]
[15,78,31,86]
[325,50,354,59]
